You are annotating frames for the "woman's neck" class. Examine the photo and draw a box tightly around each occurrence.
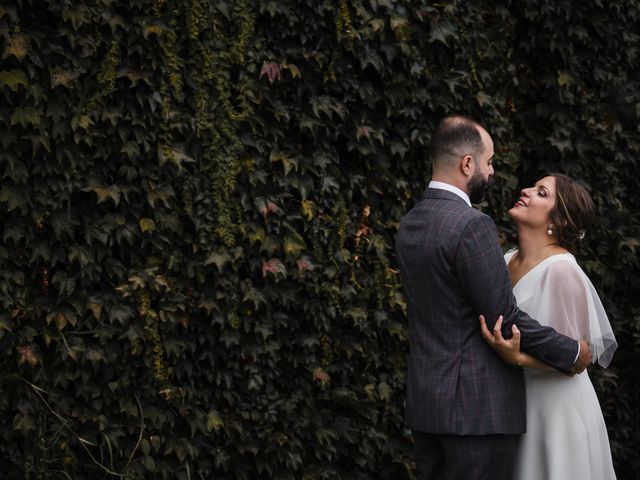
[515,226,564,264]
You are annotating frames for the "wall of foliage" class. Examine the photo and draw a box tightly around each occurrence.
[0,0,638,478]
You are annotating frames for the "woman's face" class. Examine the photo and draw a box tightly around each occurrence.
[509,175,557,229]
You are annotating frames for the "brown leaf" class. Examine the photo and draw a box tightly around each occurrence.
[17,346,38,368]
[312,367,330,386]
[3,34,30,60]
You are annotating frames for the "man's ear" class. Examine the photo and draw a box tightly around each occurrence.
[461,155,474,177]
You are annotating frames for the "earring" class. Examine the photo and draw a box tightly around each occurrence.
[547,224,554,236]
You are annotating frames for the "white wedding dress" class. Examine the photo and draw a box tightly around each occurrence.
[505,251,617,480]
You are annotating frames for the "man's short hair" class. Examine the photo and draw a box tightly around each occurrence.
[430,115,485,169]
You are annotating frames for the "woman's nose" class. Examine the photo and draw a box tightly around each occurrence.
[520,188,531,197]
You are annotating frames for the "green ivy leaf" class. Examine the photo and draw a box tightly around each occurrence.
[0,184,27,212]
[87,302,103,320]
[0,69,28,91]
[557,71,572,86]
[284,232,307,257]
[63,7,90,30]
[139,218,155,233]
[142,455,156,471]
[378,382,391,401]
[206,411,224,432]
[205,251,231,271]
[390,17,410,41]
[10,106,41,127]
[270,152,297,175]
[46,310,76,331]
[429,19,456,46]
[13,414,36,434]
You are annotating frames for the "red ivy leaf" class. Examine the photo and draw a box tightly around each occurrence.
[260,62,282,84]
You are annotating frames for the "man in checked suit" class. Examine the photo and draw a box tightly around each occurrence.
[395,115,593,480]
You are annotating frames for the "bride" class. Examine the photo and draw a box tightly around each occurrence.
[480,173,617,480]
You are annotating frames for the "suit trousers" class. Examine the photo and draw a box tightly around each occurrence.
[413,431,517,480]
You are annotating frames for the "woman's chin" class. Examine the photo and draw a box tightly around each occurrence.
[507,207,525,226]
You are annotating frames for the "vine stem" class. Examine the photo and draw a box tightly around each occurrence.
[23,379,145,477]
[124,394,145,471]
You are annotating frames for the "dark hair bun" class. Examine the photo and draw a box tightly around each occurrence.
[548,173,594,252]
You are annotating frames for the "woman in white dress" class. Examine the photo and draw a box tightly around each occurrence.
[480,173,617,480]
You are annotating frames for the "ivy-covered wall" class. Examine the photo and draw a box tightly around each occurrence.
[0,0,638,478]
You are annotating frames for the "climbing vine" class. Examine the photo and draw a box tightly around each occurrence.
[0,0,638,479]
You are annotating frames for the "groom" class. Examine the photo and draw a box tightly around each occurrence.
[395,115,592,480]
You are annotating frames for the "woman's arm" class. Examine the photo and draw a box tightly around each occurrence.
[515,352,555,371]
[479,315,556,371]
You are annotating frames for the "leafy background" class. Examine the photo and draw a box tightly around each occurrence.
[0,0,638,478]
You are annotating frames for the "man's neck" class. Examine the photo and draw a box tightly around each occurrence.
[428,179,472,207]
[430,175,468,194]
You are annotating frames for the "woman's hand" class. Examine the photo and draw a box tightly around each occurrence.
[479,315,523,367]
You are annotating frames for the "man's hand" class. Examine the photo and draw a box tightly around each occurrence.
[571,339,593,375]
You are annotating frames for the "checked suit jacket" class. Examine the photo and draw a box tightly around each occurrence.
[395,187,579,435]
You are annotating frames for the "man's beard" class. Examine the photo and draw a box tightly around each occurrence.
[468,170,491,204]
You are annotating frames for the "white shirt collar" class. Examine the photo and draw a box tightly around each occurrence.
[428,181,472,207]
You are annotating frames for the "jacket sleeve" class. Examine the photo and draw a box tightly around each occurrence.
[454,214,579,373]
